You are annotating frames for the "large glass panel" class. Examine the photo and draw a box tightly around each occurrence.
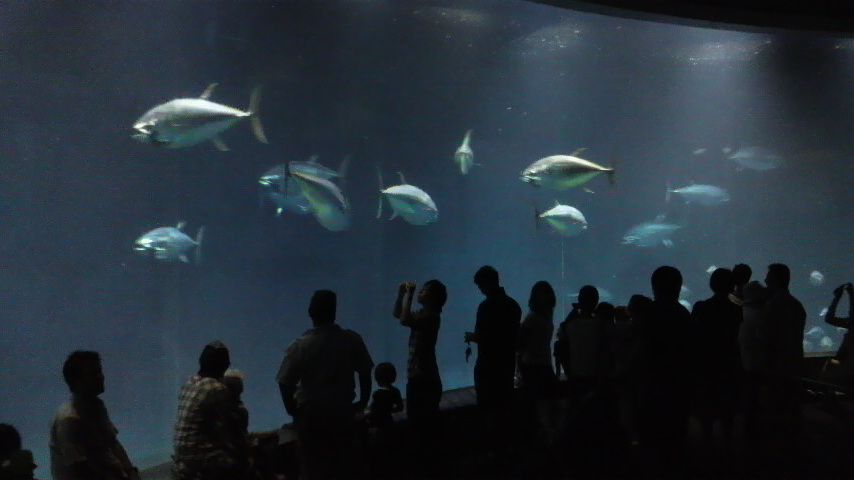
[2,0,853,472]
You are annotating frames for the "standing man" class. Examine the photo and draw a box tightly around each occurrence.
[172,341,236,480]
[464,266,522,454]
[50,351,140,480]
[277,290,374,480]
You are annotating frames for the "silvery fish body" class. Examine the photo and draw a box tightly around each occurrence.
[521,152,614,190]
[622,215,681,248]
[809,270,825,286]
[134,222,204,263]
[258,156,348,216]
[291,172,351,231]
[539,202,587,236]
[454,129,474,175]
[667,184,730,206]
[728,146,782,171]
[382,184,438,226]
[133,83,266,149]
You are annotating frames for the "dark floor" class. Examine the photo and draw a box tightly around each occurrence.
[142,382,854,480]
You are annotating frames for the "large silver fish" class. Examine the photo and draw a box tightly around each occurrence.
[454,129,475,175]
[537,201,587,237]
[666,183,730,206]
[132,83,267,150]
[727,146,782,171]
[521,148,615,190]
[622,215,681,248]
[134,222,204,263]
[291,172,351,232]
[258,156,350,216]
[378,172,438,226]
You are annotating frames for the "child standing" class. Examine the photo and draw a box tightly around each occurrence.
[367,362,403,478]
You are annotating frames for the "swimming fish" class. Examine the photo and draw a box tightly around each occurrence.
[134,222,204,264]
[706,265,718,274]
[454,129,475,175]
[805,326,825,337]
[132,83,267,150]
[809,270,825,287]
[291,172,351,231]
[259,156,350,216]
[727,146,782,171]
[377,171,438,226]
[520,148,615,190]
[621,215,681,248]
[666,183,730,206]
[820,307,829,317]
[537,201,587,237]
[692,148,708,155]
[820,336,834,350]
[679,299,692,310]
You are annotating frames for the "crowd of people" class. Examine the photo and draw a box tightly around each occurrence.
[4,262,854,480]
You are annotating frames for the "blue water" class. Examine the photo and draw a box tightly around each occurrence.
[2,0,854,473]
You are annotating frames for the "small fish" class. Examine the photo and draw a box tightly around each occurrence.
[133,83,267,150]
[680,285,691,299]
[666,183,730,206]
[521,149,615,191]
[837,327,848,334]
[706,265,717,274]
[809,270,825,287]
[134,222,204,264]
[454,129,475,175]
[805,326,825,337]
[692,148,708,155]
[820,307,829,317]
[728,146,782,171]
[679,299,692,310]
[722,147,733,155]
[291,172,351,231]
[820,336,834,350]
[378,171,438,226]
[621,215,681,248]
[537,201,587,237]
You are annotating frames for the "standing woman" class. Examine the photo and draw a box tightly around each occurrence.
[393,279,447,472]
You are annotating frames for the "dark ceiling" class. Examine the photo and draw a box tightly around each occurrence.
[531,0,854,36]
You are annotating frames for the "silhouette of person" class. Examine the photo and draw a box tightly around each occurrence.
[173,341,237,480]
[1,424,36,480]
[633,266,692,478]
[729,263,752,306]
[691,268,743,448]
[50,351,140,480]
[393,279,446,472]
[738,280,769,438]
[556,285,602,393]
[366,362,403,479]
[464,266,521,455]
[222,369,251,479]
[277,290,374,480]
[822,283,854,385]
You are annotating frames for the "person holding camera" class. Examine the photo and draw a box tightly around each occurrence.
[822,282,854,385]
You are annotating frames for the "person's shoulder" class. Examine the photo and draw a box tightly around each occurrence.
[341,327,367,342]
[54,399,78,421]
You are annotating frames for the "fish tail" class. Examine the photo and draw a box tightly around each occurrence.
[249,85,268,144]
[665,182,671,203]
[194,226,205,265]
[376,164,384,219]
[608,156,618,186]
[533,204,541,231]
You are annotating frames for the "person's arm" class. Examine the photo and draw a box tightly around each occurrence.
[395,283,417,327]
[464,304,485,344]
[276,343,301,416]
[392,389,404,414]
[109,437,140,480]
[55,416,116,480]
[353,335,374,412]
[826,283,853,328]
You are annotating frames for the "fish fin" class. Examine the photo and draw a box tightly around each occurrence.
[397,172,406,184]
[663,239,674,248]
[194,227,204,265]
[534,205,540,231]
[212,136,229,151]
[583,188,595,194]
[389,210,398,221]
[570,147,587,157]
[199,82,218,100]
[376,165,384,219]
[176,221,187,230]
[607,156,618,187]
[249,85,268,144]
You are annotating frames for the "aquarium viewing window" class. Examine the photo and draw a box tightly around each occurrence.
[1,0,853,471]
